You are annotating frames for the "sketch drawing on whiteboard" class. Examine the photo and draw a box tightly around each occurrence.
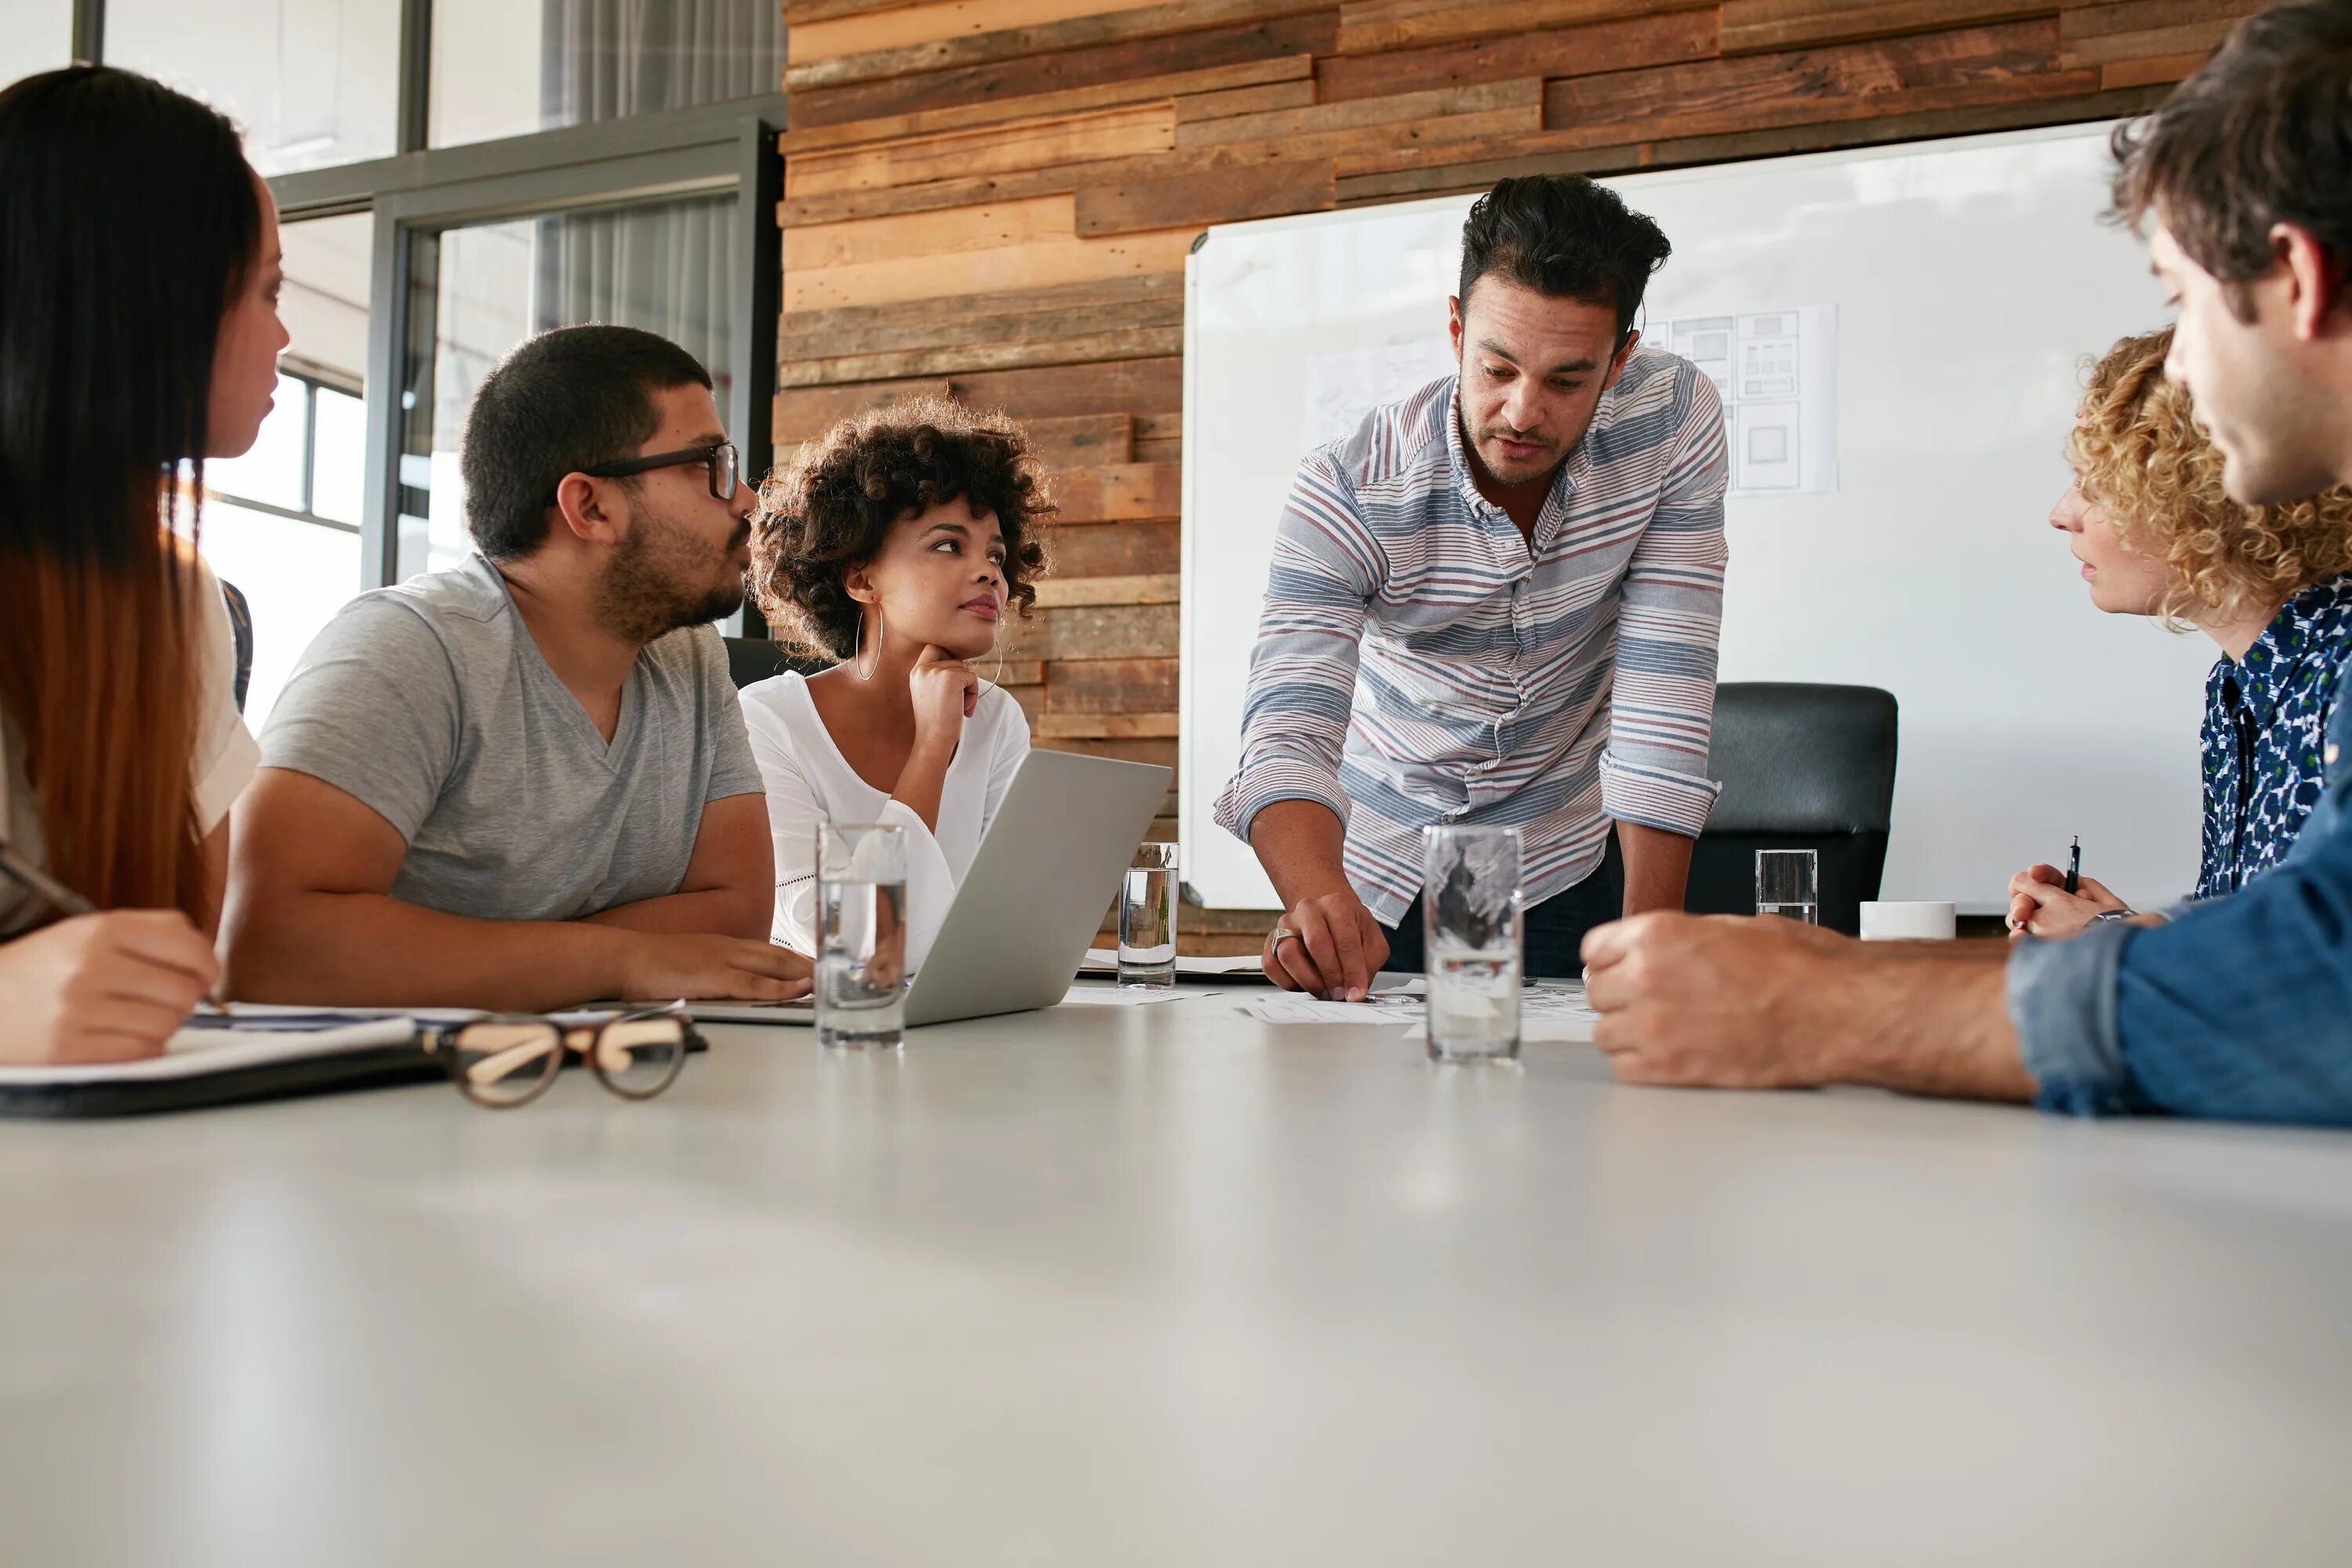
[1660,305,1838,496]
[1300,337,1457,451]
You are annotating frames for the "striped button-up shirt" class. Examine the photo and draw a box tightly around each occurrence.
[1211,353,1730,927]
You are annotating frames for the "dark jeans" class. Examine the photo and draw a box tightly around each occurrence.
[1380,856,1624,980]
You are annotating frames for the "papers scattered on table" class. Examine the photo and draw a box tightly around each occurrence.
[1058,985,1196,1007]
[1235,984,1599,1042]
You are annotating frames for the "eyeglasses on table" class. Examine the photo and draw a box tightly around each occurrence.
[423,1005,700,1109]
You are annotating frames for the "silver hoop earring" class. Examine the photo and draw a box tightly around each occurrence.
[853,606,883,681]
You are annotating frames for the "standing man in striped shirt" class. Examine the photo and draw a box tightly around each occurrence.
[1213,175,1730,1000]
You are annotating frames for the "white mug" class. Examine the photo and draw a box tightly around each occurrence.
[1859,900,1957,941]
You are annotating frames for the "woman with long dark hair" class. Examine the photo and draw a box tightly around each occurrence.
[0,66,285,1061]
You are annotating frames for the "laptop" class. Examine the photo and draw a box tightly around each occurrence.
[691,747,1171,1028]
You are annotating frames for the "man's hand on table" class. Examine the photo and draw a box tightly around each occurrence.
[1578,911,2037,1102]
[1263,887,1390,1003]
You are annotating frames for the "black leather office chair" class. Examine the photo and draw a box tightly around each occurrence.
[1692,683,1898,935]
[1606,683,1899,935]
[220,579,255,714]
[723,635,830,690]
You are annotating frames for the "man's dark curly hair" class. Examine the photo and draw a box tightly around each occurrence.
[750,397,1054,659]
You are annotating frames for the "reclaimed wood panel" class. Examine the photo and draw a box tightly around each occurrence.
[1544,19,2078,145]
[786,0,931,24]
[1316,9,1718,101]
[785,227,1198,311]
[1030,572,1181,607]
[789,0,1167,66]
[1075,158,1335,236]
[779,56,1312,153]
[1045,519,1179,577]
[1719,0,2056,56]
[1173,79,1319,122]
[1047,462,1184,523]
[782,194,1080,270]
[786,103,1177,197]
[1003,601,1181,661]
[783,273,1183,358]
[1335,78,2170,200]
[1336,0,1711,55]
[1175,77,1539,147]
[789,0,1335,93]
[1036,713,1181,738]
[779,327,1186,387]
[1043,655,1180,709]
[789,13,1341,129]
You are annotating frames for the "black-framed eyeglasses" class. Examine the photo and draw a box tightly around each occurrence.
[550,442,739,506]
[422,1005,700,1109]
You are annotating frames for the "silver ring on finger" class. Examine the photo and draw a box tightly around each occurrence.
[1270,926,1298,949]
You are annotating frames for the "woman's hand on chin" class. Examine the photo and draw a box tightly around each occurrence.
[909,643,980,745]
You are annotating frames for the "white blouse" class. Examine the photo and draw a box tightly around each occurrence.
[739,671,1031,969]
[1,553,260,935]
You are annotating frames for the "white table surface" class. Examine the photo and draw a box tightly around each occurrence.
[5,986,2351,1566]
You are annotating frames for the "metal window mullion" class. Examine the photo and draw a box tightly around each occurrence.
[71,0,103,64]
[359,204,410,591]
[397,0,432,155]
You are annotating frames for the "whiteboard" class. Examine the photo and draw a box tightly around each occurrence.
[1180,122,2213,916]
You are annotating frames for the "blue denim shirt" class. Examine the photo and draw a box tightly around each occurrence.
[2196,574,2352,898]
[2009,645,2352,1123]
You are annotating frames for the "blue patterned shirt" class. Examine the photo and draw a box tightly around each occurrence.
[1212,355,1730,925]
[2196,573,2352,898]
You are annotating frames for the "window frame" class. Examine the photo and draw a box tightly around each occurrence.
[74,0,783,597]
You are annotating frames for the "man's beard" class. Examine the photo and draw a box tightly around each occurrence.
[595,510,747,645]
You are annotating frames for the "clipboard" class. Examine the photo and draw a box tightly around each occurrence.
[0,1014,438,1119]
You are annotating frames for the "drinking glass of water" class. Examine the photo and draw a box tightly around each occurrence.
[1421,824,1524,1062]
[1755,848,1820,924]
[816,822,908,1049]
[1120,840,1179,988]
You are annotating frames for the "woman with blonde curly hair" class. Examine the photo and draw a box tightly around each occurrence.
[2010,325,2352,936]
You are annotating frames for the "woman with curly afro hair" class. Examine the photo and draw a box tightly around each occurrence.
[736,397,1054,966]
[2009,326,2352,938]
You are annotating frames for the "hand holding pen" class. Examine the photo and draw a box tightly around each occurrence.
[2005,834,2129,939]
[0,837,224,1064]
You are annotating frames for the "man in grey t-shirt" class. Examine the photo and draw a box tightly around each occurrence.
[223,325,809,1011]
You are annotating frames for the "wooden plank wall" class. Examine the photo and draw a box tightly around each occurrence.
[773,0,2259,952]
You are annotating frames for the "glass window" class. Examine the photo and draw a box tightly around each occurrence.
[194,212,372,725]
[0,0,73,93]
[396,193,739,581]
[429,0,784,149]
[105,0,399,175]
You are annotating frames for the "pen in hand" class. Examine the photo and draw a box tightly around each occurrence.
[2064,835,2082,896]
[0,837,227,1014]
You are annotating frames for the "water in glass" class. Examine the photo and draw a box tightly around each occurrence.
[1120,843,1178,988]
[1421,824,1525,1062]
[817,824,908,1049]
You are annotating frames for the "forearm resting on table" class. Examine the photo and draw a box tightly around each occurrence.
[223,890,639,1012]
[1615,820,1695,916]
[1822,942,2036,1102]
[1247,799,1354,906]
[580,885,770,939]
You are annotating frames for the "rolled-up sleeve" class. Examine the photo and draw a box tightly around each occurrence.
[1211,451,1380,844]
[2005,923,2134,1116]
[1599,370,1728,837]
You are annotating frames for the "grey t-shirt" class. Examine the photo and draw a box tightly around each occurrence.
[259,554,764,921]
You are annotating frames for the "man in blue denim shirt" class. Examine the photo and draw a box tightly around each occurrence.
[1579,0,2352,1126]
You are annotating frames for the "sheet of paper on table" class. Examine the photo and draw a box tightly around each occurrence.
[1235,984,1599,1042]
[1080,949,1270,980]
[1058,985,1197,1007]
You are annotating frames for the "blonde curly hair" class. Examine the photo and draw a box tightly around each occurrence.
[2073,327,2352,625]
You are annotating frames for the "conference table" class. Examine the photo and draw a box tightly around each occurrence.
[5,984,2351,1565]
